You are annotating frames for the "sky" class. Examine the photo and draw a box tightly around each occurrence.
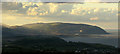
[1,0,119,2]
[1,2,119,29]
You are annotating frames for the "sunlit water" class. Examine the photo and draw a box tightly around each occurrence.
[60,30,118,47]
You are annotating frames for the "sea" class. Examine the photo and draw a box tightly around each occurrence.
[0,29,118,53]
[60,29,119,47]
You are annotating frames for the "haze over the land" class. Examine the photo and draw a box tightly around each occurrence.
[1,2,118,29]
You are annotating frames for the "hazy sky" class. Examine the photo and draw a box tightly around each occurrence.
[1,0,119,2]
[2,2,118,29]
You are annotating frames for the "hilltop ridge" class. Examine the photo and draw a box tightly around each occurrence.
[3,22,109,36]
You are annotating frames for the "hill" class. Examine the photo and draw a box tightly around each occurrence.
[3,22,109,36]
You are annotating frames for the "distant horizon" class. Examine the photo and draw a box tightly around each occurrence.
[2,22,118,30]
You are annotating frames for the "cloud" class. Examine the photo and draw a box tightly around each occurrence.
[61,10,66,13]
[2,2,23,10]
[2,2,118,29]
[2,14,17,21]
[93,8,99,13]
[85,0,101,2]
[90,17,99,20]
[48,3,58,13]
[1,0,119,2]
[27,7,38,15]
